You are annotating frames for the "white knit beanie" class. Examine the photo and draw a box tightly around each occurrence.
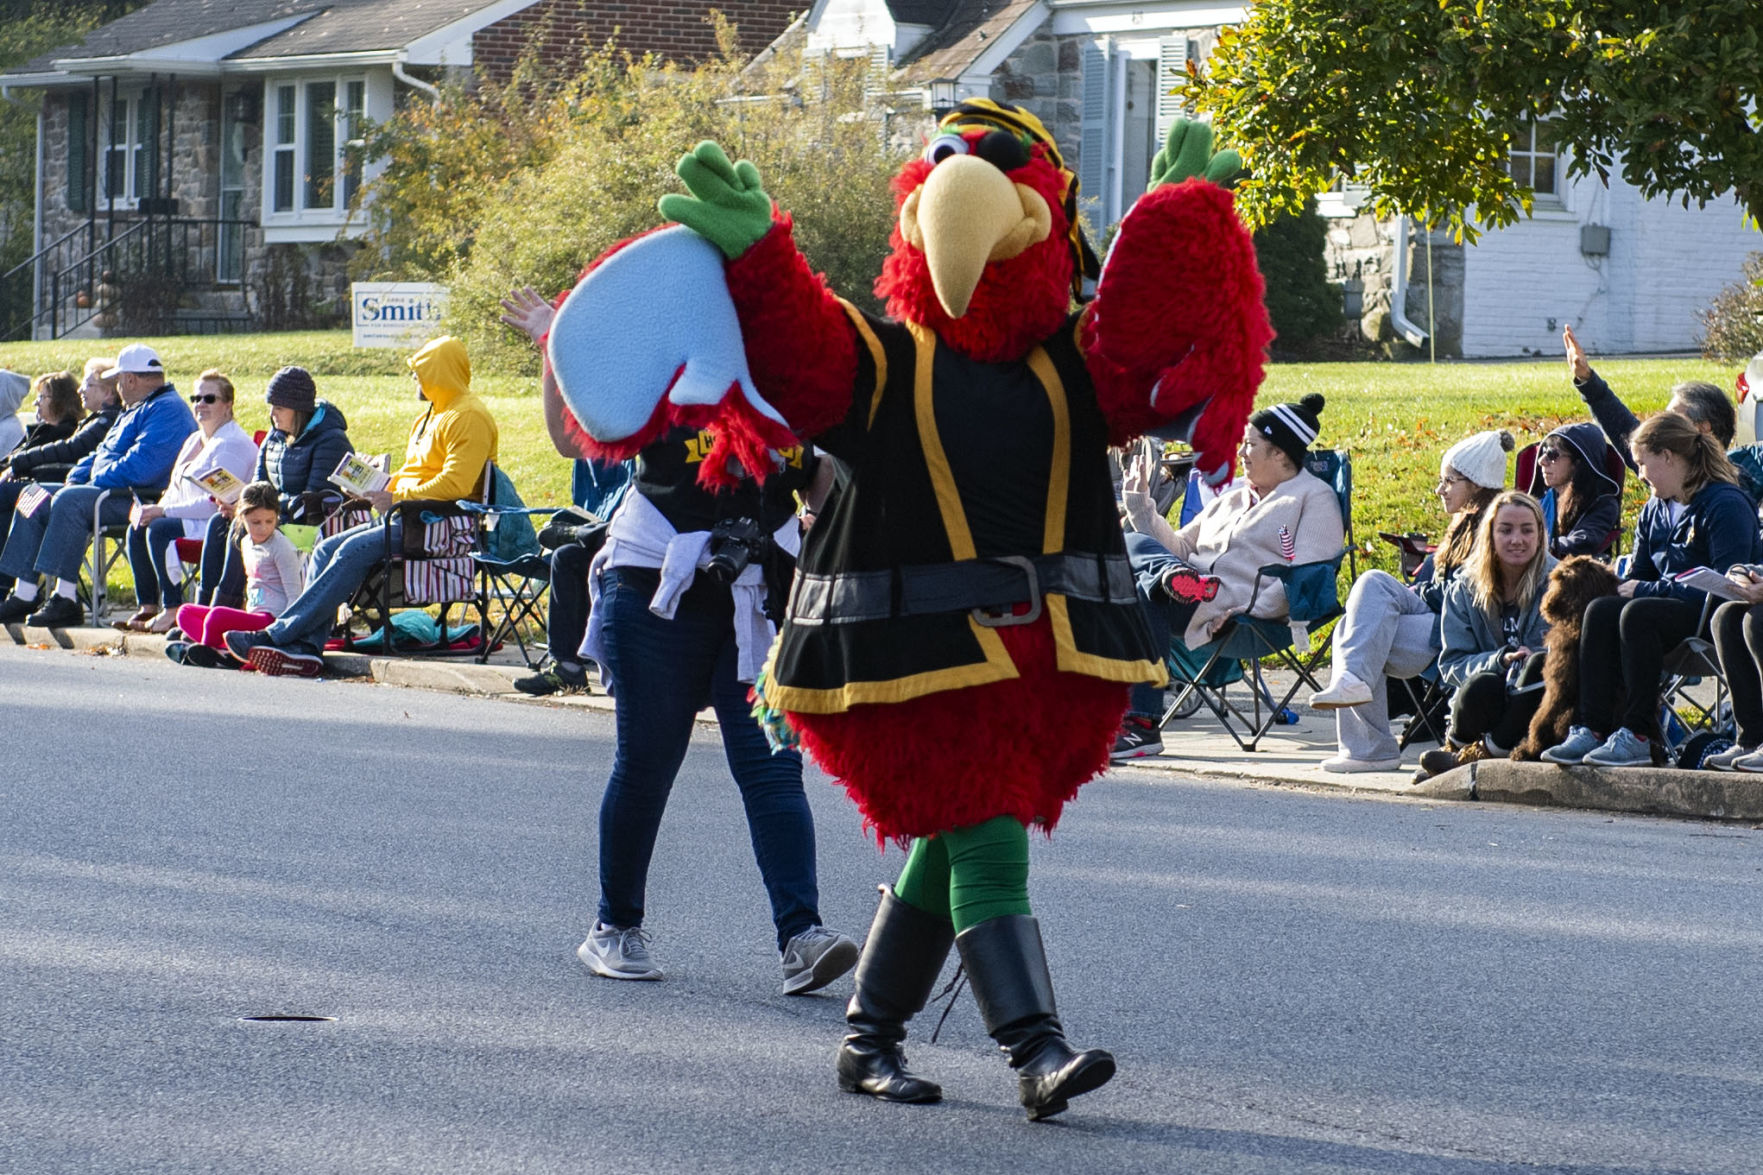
[1440,429,1515,490]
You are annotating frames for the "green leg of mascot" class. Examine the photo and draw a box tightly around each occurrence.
[836,815,1116,1120]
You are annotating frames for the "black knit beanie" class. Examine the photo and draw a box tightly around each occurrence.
[265,366,317,413]
[1249,394,1326,467]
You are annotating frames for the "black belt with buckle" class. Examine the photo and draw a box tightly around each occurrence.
[786,552,1137,629]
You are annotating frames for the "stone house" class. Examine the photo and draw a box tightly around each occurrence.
[796,0,1761,358]
[0,0,799,340]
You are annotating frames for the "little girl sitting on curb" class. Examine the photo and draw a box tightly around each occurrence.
[166,481,305,669]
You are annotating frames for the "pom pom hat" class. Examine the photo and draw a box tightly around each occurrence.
[1249,393,1326,467]
[1441,428,1515,490]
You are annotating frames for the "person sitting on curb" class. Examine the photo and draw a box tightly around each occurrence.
[0,344,195,628]
[223,336,498,677]
[1309,429,1512,772]
[500,285,633,696]
[1543,413,1759,768]
[1414,492,1556,780]
[195,366,353,611]
[166,481,305,669]
[1112,396,1344,759]
[115,369,258,634]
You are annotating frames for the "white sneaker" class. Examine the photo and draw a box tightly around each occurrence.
[1320,753,1403,773]
[780,925,859,995]
[577,922,663,981]
[1732,749,1763,773]
[1310,671,1373,709]
[1703,743,1757,771]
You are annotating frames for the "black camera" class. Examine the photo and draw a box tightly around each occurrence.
[704,517,768,585]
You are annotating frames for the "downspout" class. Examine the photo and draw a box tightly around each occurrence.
[392,57,439,102]
[1388,214,1429,350]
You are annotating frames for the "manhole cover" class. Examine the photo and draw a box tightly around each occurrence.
[238,1015,338,1023]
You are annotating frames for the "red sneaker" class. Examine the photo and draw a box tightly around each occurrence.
[1159,567,1221,604]
[247,647,325,678]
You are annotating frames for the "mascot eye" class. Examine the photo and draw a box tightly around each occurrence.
[923,133,969,165]
[972,130,1030,172]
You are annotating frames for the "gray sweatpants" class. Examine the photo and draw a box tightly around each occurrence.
[1330,570,1440,762]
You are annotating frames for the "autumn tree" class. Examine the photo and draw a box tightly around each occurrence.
[1190,1,1762,239]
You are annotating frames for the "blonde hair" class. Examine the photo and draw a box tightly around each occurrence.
[196,368,236,404]
[1467,491,1549,621]
[1632,411,1737,500]
[1434,482,1499,583]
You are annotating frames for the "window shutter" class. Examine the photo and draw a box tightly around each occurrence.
[67,92,89,213]
[864,43,892,101]
[1154,36,1188,149]
[1078,39,1109,231]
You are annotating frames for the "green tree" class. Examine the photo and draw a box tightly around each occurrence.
[352,30,907,375]
[1252,198,1341,358]
[1190,0,1763,239]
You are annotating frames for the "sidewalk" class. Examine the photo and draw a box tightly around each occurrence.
[10,621,1763,823]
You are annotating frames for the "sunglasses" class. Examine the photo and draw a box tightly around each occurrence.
[1538,446,1565,462]
[189,393,221,404]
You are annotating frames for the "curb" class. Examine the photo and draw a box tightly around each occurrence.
[11,622,1763,823]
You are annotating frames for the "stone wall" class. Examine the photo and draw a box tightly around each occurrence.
[1325,211,1464,359]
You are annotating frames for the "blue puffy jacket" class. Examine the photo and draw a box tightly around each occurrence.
[255,399,353,520]
[68,384,196,492]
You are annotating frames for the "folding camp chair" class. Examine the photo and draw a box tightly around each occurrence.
[457,468,548,668]
[1159,450,1357,752]
[1658,593,1730,744]
[77,489,131,625]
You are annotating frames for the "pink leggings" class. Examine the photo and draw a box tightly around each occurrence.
[176,604,274,650]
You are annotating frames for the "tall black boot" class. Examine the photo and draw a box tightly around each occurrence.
[955,914,1115,1121]
[836,886,956,1104]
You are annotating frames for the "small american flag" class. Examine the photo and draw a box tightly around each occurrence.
[16,483,50,518]
[1278,524,1295,561]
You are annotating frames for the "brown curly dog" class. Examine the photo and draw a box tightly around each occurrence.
[1511,555,1622,761]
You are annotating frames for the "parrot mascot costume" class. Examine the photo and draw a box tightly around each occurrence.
[546,99,1272,1120]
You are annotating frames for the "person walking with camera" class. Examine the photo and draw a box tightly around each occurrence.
[572,418,855,993]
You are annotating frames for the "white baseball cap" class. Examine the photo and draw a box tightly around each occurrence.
[101,343,165,380]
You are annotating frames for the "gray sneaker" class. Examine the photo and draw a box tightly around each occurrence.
[1540,725,1605,765]
[1582,727,1655,768]
[780,925,859,995]
[577,922,663,981]
[1704,743,1757,771]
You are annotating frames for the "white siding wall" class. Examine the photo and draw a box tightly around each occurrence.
[806,0,898,54]
[1462,167,1760,357]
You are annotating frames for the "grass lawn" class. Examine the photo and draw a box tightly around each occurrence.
[0,330,1743,603]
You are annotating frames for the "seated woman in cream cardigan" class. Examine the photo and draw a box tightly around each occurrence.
[1112,394,1345,759]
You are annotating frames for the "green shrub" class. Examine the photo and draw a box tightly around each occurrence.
[1252,197,1342,359]
[1699,252,1763,363]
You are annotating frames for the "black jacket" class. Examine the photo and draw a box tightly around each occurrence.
[6,404,121,482]
[1,417,77,467]
[255,400,353,520]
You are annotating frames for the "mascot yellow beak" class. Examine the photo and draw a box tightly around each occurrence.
[899,155,1053,319]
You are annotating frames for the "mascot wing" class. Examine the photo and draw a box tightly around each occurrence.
[547,225,793,482]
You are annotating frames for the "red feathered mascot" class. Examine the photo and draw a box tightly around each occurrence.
[549,100,1271,1120]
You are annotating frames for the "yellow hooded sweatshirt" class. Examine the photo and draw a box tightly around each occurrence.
[391,336,499,502]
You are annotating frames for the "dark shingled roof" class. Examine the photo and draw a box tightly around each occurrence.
[896,0,1039,83]
[11,0,516,73]
[887,0,958,24]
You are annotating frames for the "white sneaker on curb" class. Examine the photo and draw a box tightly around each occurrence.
[1540,725,1604,765]
[577,922,663,981]
[1731,749,1763,773]
[1704,743,1757,771]
[1310,671,1373,709]
[780,925,859,995]
[1319,753,1403,773]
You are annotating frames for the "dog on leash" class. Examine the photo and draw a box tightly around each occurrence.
[1511,555,1622,761]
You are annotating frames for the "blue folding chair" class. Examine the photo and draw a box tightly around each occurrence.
[1159,449,1356,752]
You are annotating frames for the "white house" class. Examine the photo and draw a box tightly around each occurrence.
[799,0,1761,358]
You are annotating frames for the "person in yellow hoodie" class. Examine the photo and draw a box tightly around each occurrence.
[226,337,499,676]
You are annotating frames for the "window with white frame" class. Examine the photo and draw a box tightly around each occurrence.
[265,76,367,221]
[1508,121,1560,198]
[97,91,159,207]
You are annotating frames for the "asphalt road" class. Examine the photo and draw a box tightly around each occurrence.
[3,640,1762,1174]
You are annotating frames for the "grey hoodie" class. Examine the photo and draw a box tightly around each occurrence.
[0,370,27,456]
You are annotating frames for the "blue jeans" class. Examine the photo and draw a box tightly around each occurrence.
[1125,530,1199,719]
[0,479,22,588]
[0,483,132,584]
[198,510,247,607]
[125,516,188,609]
[261,516,403,655]
[595,565,821,951]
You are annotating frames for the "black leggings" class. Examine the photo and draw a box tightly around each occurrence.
[1449,652,1545,754]
[1711,600,1763,746]
[1577,595,1703,739]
